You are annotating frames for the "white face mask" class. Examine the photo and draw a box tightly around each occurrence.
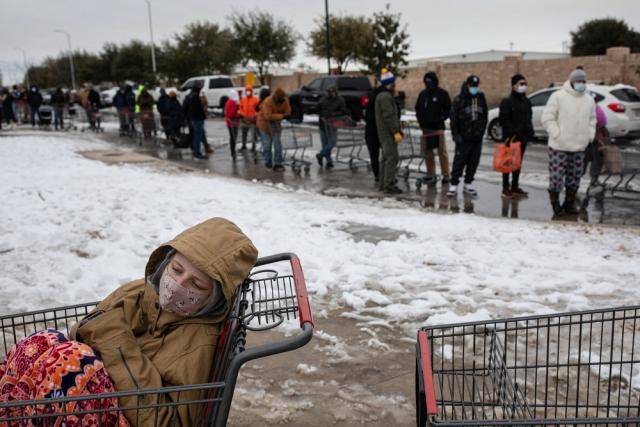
[573,83,586,93]
[516,85,527,94]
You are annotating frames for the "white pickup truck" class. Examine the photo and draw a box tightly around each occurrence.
[177,75,256,112]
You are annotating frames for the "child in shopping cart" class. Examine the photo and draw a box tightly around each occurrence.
[0,218,258,426]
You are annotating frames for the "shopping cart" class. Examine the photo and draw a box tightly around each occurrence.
[117,107,135,138]
[136,111,158,144]
[584,147,640,204]
[400,124,435,190]
[416,306,640,426]
[81,106,103,133]
[329,116,369,171]
[281,123,312,174]
[0,252,314,427]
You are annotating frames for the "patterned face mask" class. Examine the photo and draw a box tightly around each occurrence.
[159,272,211,316]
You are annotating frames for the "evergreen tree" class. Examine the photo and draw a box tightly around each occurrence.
[361,4,410,78]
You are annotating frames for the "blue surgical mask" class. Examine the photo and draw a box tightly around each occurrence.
[573,83,586,93]
[468,87,479,96]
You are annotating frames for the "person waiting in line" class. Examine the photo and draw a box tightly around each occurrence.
[583,103,608,188]
[447,75,488,198]
[51,87,67,131]
[364,81,384,182]
[27,85,43,127]
[166,91,184,142]
[498,73,534,199]
[256,88,291,171]
[224,89,241,160]
[316,84,348,169]
[0,218,258,426]
[415,71,452,185]
[238,85,259,152]
[375,68,404,194]
[182,81,209,159]
[157,87,171,138]
[541,68,596,216]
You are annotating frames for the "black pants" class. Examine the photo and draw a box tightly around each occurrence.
[502,141,527,189]
[241,126,257,148]
[228,126,238,157]
[451,138,483,185]
[365,127,381,179]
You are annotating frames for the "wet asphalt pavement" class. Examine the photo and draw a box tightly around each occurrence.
[98,117,640,227]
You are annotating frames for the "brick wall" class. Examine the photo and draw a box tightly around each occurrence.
[265,47,640,110]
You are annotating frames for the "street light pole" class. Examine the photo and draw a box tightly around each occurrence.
[15,48,30,87]
[324,0,331,75]
[143,0,157,77]
[54,30,76,90]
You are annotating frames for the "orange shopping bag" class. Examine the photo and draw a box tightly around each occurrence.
[493,137,522,173]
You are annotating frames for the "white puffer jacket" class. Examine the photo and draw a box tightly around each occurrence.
[542,81,596,152]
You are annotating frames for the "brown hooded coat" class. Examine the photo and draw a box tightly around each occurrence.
[256,88,291,134]
[71,218,258,426]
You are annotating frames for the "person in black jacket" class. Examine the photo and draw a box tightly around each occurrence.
[498,74,534,198]
[183,82,208,159]
[157,88,171,137]
[447,75,488,197]
[364,84,385,182]
[27,85,43,126]
[415,71,452,184]
[51,87,67,130]
[316,84,348,169]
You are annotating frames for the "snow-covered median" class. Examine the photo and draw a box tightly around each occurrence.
[1,133,639,338]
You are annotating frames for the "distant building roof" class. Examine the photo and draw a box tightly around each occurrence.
[232,65,307,77]
[407,50,569,68]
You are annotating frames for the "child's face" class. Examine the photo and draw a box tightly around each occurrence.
[165,252,213,295]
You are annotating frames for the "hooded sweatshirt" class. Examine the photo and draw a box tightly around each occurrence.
[414,72,451,130]
[450,83,488,142]
[256,88,291,134]
[542,80,596,152]
[72,218,258,427]
[239,87,259,120]
[224,89,240,128]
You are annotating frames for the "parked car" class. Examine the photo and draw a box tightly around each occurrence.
[486,84,640,141]
[177,75,251,111]
[100,87,118,107]
[289,76,372,122]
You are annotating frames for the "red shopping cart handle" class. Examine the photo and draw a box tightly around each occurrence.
[418,330,439,416]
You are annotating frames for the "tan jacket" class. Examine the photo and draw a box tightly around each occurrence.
[256,88,291,134]
[72,218,258,426]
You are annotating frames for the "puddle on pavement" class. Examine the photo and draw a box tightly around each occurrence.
[339,222,416,244]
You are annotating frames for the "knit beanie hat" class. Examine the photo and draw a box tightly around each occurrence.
[466,75,480,87]
[569,68,587,83]
[511,74,526,86]
[380,68,396,85]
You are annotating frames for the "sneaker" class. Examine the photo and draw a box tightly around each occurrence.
[441,175,450,185]
[446,184,458,197]
[502,188,514,199]
[205,147,214,154]
[326,161,334,170]
[273,164,285,172]
[463,184,478,197]
[240,146,247,152]
[193,152,206,159]
[383,186,403,194]
[265,163,273,169]
[315,153,323,167]
[511,187,529,197]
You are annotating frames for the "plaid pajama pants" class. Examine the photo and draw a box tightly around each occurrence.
[548,147,585,192]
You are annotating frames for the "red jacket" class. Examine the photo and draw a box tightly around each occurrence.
[224,99,240,127]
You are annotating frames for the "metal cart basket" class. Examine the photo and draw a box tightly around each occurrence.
[0,252,314,427]
[416,306,640,426]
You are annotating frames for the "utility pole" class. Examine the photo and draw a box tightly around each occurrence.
[54,30,76,90]
[324,0,331,75]
[144,0,157,78]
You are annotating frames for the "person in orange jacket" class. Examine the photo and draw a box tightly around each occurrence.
[238,86,259,152]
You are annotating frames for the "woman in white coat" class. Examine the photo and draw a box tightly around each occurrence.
[541,68,596,216]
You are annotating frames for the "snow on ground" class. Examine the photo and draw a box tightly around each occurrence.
[1,133,640,338]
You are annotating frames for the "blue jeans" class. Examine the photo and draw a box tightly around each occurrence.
[318,122,337,162]
[191,120,205,155]
[260,128,283,166]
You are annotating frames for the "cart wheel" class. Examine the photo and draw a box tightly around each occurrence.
[304,165,310,173]
[416,181,422,191]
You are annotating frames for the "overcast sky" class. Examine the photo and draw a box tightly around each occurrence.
[0,0,638,85]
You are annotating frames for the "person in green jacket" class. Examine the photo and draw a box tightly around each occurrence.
[375,69,404,194]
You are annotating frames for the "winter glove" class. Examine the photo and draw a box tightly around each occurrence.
[394,132,403,144]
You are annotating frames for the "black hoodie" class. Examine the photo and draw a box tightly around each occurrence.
[499,91,534,142]
[414,72,451,130]
[450,83,488,142]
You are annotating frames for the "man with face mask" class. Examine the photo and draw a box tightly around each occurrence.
[27,85,43,126]
[447,75,488,197]
[317,84,348,169]
[239,85,259,152]
[542,68,596,216]
[375,68,404,194]
[415,71,452,184]
[499,74,534,199]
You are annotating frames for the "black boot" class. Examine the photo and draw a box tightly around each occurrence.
[563,189,579,215]
[548,190,563,216]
